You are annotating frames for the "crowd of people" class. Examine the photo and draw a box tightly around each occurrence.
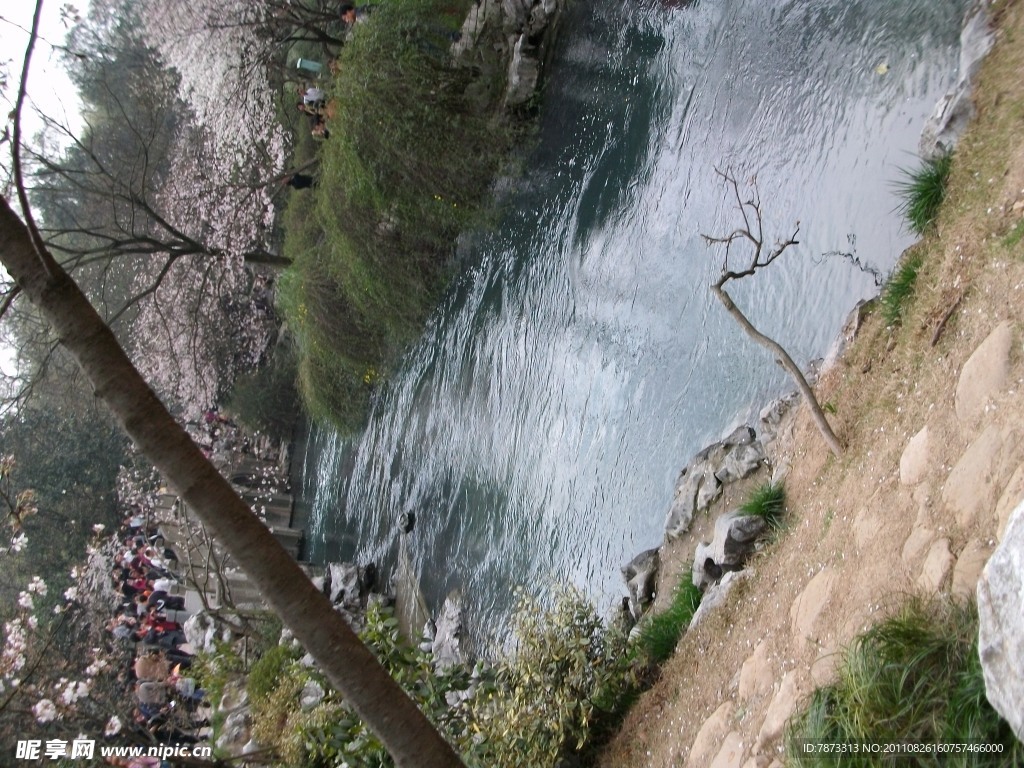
[105,513,212,755]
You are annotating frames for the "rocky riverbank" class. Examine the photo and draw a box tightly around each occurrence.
[600,1,1024,764]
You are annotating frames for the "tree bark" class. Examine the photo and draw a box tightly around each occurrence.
[0,198,465,767]
[712,283,843,457]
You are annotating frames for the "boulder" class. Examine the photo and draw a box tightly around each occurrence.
[693,511,767,590]
[711,511,768,567]
[452,0,501,60]
[505,34,541,107]
[755,672,801,751]
[715,441,766,484]
[299,680,324,712]
[216,708,252,755]
[709,731,746,768]
[665,463,720,537]
[941,425,1021,529]
[899,425,931,487]
[327,562,376,612]
[622,547,660,617]
[665,427,762,538]
[977,499,1024,740]
[955,321,1014,425]
[790,568,835,648]
[183,613,217,654]
[686,702,736,768]
[917,538,954,592]
[432,592,467,671]
[919,1,995,159]
[689,570,753,630]
[951,539,992,598]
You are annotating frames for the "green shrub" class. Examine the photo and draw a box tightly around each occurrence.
[191,641,244,708]
[896,153,953,235]
[248,643,302,703]
[636,579,703,664]
[739,481,786,531]
[880,250,924,327]
[461,587,639,767]
[786,596,1023,767]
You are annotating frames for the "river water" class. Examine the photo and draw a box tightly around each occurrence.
[296,0,969,647]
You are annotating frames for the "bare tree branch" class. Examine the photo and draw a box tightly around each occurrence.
[704,168,843,457]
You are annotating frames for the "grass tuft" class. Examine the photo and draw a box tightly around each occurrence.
[739,481,786,531]
[636,579,703,664]
[880,250,924,327]
[786,596,1023,766]
[896,153,953,235]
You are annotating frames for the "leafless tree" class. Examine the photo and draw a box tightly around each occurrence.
[702,168,843,457]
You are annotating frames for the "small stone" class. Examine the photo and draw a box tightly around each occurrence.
[951,539,992,598]
[902,527,936,564]
[739,642,773,700]
[709,731,746,768]
[756,672,800,751]
[790,568,834,647]
[941,426,1020,529]
[899,426,931,486]
[917,538,954,592]
[686,702,735,768]
[955,322,1013,425]
[994,463,1024,541]
[810,650,840,688]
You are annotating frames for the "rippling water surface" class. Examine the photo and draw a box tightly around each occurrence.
[297,0,968,646]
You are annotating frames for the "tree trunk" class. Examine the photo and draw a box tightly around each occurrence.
[0,199,465,767]
[712,282,844,457]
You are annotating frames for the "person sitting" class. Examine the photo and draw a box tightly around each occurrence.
[145,590,186,611]
[311,116,331,140]
[340,3,374,27]
[285,173,317,190]
[300,86,326,109]
[134,650,171,682]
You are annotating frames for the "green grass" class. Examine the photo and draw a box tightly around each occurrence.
[636,579,703,664]
[739,481,786,531]
[1003,219,1024,250]
[896,153,953,235]
[786,596,1023,767]
[277,0,514,432]
[880,250,924,327]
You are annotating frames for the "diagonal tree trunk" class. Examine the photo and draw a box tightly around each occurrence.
[704,169,843,458]
[0,198,465,767]
[711,282,844,457]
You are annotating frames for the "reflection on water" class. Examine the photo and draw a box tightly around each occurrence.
[297,0,968,647]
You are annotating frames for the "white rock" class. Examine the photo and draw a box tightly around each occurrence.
[955,322,1014,425]
[899,425,931,486]
[977,499,1024,741]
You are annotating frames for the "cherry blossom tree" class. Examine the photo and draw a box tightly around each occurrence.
[0,5,466,762]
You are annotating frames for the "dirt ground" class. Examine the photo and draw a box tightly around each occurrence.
[598,2,1024,766]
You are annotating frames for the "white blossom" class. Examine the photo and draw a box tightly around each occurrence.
[60,680,90,706]
[63,586,79,602]
[27,576,47,596]
[104,716,122,737]
[32,698,57,724]
[9,532,27,552]
[17,592,33,610]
